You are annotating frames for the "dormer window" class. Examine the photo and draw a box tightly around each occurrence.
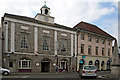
[45,9,48,15]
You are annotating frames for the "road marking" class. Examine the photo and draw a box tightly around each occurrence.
[14,76,18,77]
[98,75,105,78]
[22,76,28,78]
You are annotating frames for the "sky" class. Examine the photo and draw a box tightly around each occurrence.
[0,0,119,40]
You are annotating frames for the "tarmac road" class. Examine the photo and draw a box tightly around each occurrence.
[1,71,120,80]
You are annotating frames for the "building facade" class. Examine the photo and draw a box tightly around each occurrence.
[1,5,77,73]
[74,22,114,71]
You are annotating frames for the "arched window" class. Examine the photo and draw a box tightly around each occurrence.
[89,60,93,65]
[45,9,48,15]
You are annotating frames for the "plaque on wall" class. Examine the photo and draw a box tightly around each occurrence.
[35,62,40,67]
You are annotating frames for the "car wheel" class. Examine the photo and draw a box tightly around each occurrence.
[3,71,9,76]
[81,76,83,79]
[95,76,97,79]
[93,76,97,79]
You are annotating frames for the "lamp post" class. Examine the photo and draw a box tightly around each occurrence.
[55,55,58,65]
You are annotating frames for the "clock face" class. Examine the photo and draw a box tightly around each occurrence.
[44,17,48,22]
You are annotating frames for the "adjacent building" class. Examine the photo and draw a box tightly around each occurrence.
[74,22,114,71]
[1,5,77,73]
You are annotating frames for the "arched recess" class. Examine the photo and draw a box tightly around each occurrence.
[41,58,52,72]
[95,60,100,70]
[89,60,93,65]
[101,61,105,70]
[106,60,111,70]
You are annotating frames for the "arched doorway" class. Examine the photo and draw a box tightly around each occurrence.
[41,58,51,72]
[101,61,105,70]
[107,60,111,70]
[79,59,85,69]
[95,60,100,70]
[89,60,93,65]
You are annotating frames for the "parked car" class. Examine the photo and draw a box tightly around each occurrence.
[79,65,97,79]
[0,67,10,76]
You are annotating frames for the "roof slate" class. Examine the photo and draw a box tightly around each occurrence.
[4,13,76,32]
[74,21,114,39]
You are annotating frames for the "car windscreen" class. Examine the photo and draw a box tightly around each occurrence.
[84,66,96,70]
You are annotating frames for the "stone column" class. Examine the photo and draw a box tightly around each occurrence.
[34,27,38,52]
[4,21,8,52]
[10,22,15,52]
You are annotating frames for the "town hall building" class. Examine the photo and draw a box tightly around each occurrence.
[1,4,77,73]
[1,4,115,73]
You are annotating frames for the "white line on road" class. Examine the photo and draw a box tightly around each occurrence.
[98,75,105,78]
[22,76,28,78]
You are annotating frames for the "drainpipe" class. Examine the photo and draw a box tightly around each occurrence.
[0,28,2,67]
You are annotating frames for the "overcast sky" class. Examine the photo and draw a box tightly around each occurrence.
[0,0,119,40]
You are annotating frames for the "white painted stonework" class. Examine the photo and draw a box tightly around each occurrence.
[21,26,29,30]
[4,17,76,34]
[4,21,8,52]
[11,22,15,52]
[34,27,38,52]
[54,31,57,55]
[43,30,50,34]
[61,33,67,37]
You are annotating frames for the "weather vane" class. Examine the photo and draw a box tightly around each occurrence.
[44,0,46,5]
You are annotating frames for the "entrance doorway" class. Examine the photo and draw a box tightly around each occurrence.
[95,60,100,70]
[101,61,105,70]
[41,62,50,72]
[107,60,111,70]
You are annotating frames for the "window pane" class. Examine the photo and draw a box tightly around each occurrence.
[61,38,67,52]
[88,45,91,55]
[19,59,31,69]
[9,62,13,67]
[20,33,28,49]
[43,36,49,50]
[81,44,84,54]
[81,34,84,40]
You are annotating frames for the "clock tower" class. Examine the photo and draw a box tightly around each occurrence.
[35,3,54,24]
[41,4,50,16]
